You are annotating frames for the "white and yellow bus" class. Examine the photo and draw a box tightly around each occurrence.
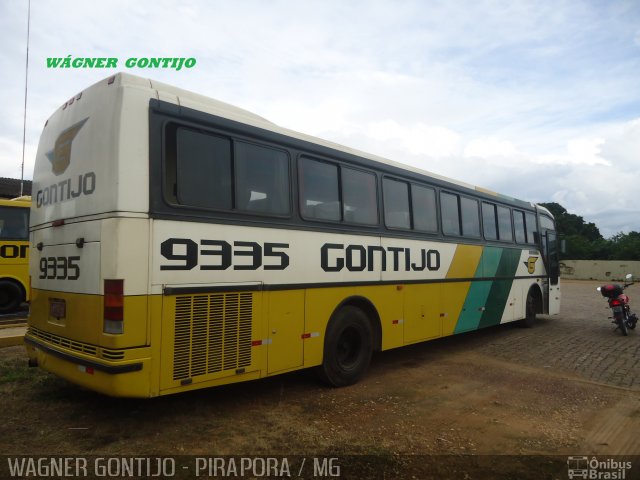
[0,195,30,313]
[26,73,560,397]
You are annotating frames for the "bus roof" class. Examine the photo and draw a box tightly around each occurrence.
[56,73,541,212]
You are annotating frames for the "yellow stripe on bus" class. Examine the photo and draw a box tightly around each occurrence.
[442,245,483,336]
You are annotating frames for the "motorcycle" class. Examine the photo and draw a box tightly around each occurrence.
[597,274,638,336]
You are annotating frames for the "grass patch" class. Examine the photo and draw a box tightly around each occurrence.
[0,356,34,384]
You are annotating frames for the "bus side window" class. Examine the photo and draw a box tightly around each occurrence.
[299,158,340,221]
[383,178,410,229]
[525,212,538,244]
[175,128,232,210]
[513,210,526,243]
[235,141,290,215]
[482,202,498,240]
[460,196,480,237]
[342,168,378,225]
[497,206,513,242]
[412,184,438,233]
[441,192,460,236]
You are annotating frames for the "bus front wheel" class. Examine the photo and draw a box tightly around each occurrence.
[0,280,23,314]
[519,289,538,328]
[318,306,373,387]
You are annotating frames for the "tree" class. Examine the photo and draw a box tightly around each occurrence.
[539,202,603,241]
[538,203,639,260]
[608,232,640,260]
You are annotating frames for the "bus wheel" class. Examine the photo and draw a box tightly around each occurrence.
[0,280,23,314]
[520,289,537,328]
[318,306,373,387]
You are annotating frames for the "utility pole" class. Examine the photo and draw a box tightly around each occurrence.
[20,0,31,196]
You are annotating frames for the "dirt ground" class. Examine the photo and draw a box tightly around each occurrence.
[1,280,639,479]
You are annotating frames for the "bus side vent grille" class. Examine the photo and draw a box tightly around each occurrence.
[172,292,252,381]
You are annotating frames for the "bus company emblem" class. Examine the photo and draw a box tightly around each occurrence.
[524,256,538,274]
[46,117,89,175]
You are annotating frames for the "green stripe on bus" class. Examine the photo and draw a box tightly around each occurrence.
[478,248,522,328]
[454,246,503,333]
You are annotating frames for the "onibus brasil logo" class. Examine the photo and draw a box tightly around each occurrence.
[567,456,632,479]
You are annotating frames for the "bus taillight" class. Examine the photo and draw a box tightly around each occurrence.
[104,279,124,334]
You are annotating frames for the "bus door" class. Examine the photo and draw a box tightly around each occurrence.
[542,230,561,314]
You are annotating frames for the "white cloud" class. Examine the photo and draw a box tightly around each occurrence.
[534,137,608,166]
[0,0,639,236]
[362,120,461,158]
[464,137,519,159]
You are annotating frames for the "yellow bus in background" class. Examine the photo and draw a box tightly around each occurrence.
[26,74,560,397]
[0,196,30,313]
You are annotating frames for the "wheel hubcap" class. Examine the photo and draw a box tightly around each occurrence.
[337,327,361,368]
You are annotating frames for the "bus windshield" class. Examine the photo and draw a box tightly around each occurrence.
[0,206,29,240]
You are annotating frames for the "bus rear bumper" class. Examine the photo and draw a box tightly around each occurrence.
[24,335,153,398]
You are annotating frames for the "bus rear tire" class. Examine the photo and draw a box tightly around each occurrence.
[318,306,373,387]
[0,280,23,314]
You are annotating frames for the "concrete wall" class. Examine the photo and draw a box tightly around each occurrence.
[560,260,640,281]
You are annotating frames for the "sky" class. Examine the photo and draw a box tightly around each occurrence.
[1,0,639,237]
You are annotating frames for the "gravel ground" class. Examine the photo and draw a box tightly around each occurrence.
[1,280,639,479]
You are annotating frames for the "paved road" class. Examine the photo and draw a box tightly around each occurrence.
[0,309,28,326]
[452,280,640,389]
[2,281,638,388]
[0,310,27,347]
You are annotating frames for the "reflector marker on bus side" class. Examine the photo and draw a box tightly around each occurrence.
[251,339,272,347]
[77,365,94,375]
[301,332,320,339]
[392,319,404,325]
